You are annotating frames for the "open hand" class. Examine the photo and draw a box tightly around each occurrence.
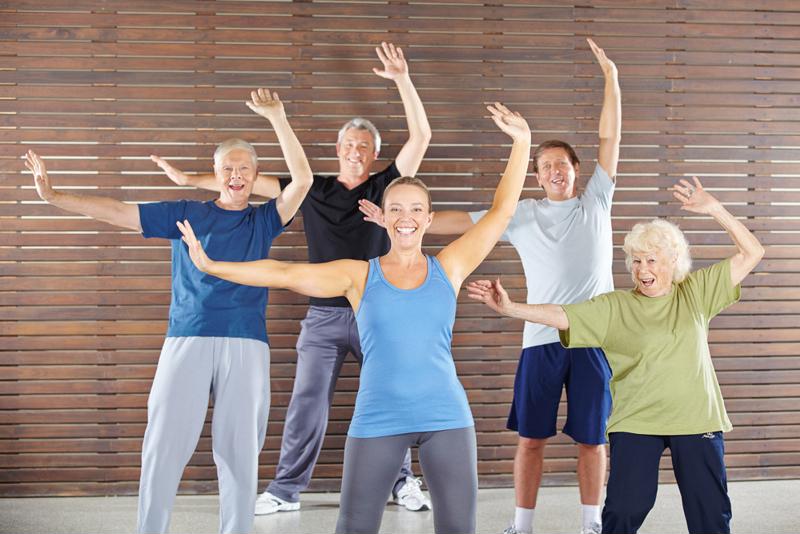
[671,176,721,215]
[176,219,213,273]
[587,38,618,80]
[358,198,386,228]
[246,88,286,123]
[151,155,191,186]
[487,103,531,143]
[24,150,56,202]
[373,42,409,81]
[466,278,512,315]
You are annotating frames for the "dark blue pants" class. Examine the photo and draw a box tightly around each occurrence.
[602,432,732,534]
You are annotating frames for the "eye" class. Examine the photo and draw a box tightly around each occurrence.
[632,259,641,264]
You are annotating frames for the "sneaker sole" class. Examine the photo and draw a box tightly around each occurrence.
[254,501,301,515]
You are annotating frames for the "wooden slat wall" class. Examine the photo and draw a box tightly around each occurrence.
[2,0,799,496]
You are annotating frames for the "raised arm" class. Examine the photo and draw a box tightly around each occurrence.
[672,177,765,286]
[246,88,312,224]
[373,42,432,176]
[466,278,569,330]
[25,150,141,231]
[176,219,369,308]
[588,38,621,180]
[436,104,531,290]
[151,156,281,198]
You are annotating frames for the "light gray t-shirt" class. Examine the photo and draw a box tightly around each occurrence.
[470,164,615,348]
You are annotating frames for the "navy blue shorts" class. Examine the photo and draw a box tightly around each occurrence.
[507,342,612,445]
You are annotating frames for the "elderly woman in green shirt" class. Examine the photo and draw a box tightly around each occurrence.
[467,177,764,534]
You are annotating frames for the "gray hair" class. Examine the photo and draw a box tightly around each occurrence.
[623,218,692,283]
[337,117,381,153]
[213,138,258,167]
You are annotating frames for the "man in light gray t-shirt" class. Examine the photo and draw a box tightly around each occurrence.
[359,38,621,534]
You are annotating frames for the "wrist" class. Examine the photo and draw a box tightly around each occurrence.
[393,73,413,87]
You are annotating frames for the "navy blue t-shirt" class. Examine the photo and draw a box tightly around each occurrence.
[138,199,284,344]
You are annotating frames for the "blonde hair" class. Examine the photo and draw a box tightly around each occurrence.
[623,219,692,283]
[382,176,432,211]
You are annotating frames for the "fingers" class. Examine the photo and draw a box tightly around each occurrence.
[691,176,703,188]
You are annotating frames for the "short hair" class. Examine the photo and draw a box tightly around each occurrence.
[382,176,432,212]
[337,117,381,153]
[532,140,580,173]
[213,138,258,168]
[623,218,692,283]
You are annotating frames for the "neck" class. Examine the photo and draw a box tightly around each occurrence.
[215,196,248,211]
[337,168,370,190]
[383,247,425,269]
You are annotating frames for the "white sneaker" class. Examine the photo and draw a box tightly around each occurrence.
[254,491,300,515]
[394,476,431,511]
[581,522,602,534]
[502,524,529,534]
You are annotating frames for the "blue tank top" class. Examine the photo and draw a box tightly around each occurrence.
[349,255,474,438]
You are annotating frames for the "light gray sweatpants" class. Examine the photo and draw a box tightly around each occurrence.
[137,336,270,534]
[336,426,478,534]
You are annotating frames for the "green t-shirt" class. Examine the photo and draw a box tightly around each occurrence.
[559,258,740,436]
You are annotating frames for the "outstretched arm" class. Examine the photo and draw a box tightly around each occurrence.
[25,150,141,231]
[466,278,569,330]
[436,104,531,291]
[373,42,432,176]
[671,177,764,285]
[151,156,282,198]
[246,88,312,224]
[588,38,621,180]
[176,219,368,305]
[358,198,474,235]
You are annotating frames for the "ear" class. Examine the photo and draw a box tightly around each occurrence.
[373,150,380,159]
[426,210,435,229]
[574,162,580,178]
[335,142,342,156]
[534,172,545,190]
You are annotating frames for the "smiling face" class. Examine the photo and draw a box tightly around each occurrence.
[382,183,433,251]
[214,148,257,208]
[630,248,677,298]
[534,147,579,201]
[337,127,378,180]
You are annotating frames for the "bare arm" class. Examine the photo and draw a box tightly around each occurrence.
[245,88,312,224]
[151,156,282,198]
[358,199,474,235]
[25,150,141,231]
[176,219,369,308]
[466,278,570,330]
[437,104,531,291]
[588,38,621,180]
[373,42,432,176]
[672,177,765,286]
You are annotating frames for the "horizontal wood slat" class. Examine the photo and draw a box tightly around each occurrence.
[2,0,799,497]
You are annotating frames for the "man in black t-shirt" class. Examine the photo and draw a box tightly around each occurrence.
[156,42,433,515]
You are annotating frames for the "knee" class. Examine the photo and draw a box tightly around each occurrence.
[518,437,547,452]
[577,443,606,458]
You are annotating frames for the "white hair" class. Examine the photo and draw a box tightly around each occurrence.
[337,117,381,153]
[213,138,258,167]
[623,218,692,283]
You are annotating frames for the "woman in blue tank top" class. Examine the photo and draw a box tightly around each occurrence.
[177,103,531,534]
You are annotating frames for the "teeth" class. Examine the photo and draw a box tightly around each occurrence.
[396,228,416,234]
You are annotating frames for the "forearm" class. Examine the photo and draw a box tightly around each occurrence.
[270,118,312,190]
[46,190,141,231]
[205,258,288,288]
[597,74,621,177]
[396,75,432,143]
[710,203,765,263]
[504,302,569,331]
[429,210,473,235]
[489,138,531,216]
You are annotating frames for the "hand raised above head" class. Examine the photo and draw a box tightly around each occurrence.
[587,38,618,80]
[486,103,531,143]
[373,41,409,81]
[246,88,286,122]
[670,176,721,215]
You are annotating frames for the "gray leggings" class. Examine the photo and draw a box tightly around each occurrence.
[335,426,477,534]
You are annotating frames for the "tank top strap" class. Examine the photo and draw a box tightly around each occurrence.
[429,255,456,295]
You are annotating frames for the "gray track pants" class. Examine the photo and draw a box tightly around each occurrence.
[336,426,478,534]
[267,306,413,502]
[137,336,270,534]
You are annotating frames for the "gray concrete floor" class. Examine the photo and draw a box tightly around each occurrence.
[1,480,797,533]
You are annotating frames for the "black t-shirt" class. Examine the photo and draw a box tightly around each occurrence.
[279,162,401,307]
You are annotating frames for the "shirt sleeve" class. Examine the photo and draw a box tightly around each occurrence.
[582,164,615,212]
[684,258,741,319]
[559,293,614,349]
[138,201,188,240]
[257,198,287,238]
[374,161,402,189]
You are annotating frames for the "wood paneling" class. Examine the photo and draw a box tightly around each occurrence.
[1,0,799,496]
